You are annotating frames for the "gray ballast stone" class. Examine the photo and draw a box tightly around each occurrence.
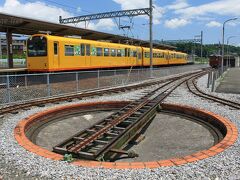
[0,72,239,179]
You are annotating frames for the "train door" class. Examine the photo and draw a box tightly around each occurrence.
[137,48,142,66]
[166,51,170,65]
[125,48,128,66]
[53,42,59,68]
[128,48,131,65]
[85,44,91,67]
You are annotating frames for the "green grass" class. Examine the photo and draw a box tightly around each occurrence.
[194,57,209,64]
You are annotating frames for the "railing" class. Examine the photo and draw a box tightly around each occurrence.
[0,59,26,68]
[0,65,207,105]
[207,66,228,92]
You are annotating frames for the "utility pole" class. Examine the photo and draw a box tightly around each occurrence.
[149,0,153,77]
[200,31,203,58]
[0,33,2,59]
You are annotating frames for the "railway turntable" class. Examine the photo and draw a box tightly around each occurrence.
[13,71,237,168]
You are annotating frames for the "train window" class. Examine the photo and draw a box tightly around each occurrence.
[125,48,128,57]
[133,51,137,57]
[111,49,116,57]
[104,48,109,56]
[96,47,102,56]
[121,49,125,57]
[27,36,47,57]
[86,44,90,56]
[81,44,85,56]
[144,52,150,58]
[161,53,165,58]
[54,42,58,55]
[127,49,130,57]
[130,50,133,57]
[65,45,74,56]
[91,47,97,56]
[117,49,121,57]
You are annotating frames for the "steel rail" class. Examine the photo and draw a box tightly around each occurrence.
[186,72,240,110]
[0,72,200,116]
[67,80,175,153]
[54,71,207,161]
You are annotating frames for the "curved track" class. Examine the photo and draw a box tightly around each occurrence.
[0,70,204,116]
[186,73,240,110]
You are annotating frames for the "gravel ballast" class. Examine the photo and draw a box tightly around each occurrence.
[0,72,239,179]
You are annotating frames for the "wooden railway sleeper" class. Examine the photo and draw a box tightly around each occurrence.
[109,149,139,158]
[53,72,203,159]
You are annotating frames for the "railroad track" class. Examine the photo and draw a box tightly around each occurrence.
[0,71,203,117]
[186,73,240,110]
[53,71,206,161]
[0,69,213,162]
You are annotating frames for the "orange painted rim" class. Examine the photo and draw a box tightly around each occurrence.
[14,102,238,169]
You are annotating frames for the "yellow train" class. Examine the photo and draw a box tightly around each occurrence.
[27,34,187,72]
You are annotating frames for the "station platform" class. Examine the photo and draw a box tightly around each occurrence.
[216,68,240,94]
[0,68,27,75]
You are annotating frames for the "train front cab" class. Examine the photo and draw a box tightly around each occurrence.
[27,34,50,72]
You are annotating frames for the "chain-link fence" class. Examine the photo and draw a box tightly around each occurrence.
[0,64,208,105]
[207,66,228,92]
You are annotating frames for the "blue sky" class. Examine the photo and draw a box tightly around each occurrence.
[0,0,240,45]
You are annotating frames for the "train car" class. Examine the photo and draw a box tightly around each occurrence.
[209,55,221,68]
[27,34,187,72]
[168,51,187,65]
[142,48,169,66]
[27,34,143,72]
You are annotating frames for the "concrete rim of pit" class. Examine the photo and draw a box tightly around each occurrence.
[14,101,238,169]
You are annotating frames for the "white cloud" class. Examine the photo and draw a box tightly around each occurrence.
[164,18,190,29]
[152,6,164,24]
[113,0,149,10]
[113,0,164,25]
[87,19,116,31]
[167,0,189,10]
[206,21,221,28]
[0,0,72,23]
[0,0,116,31]
[164,0,240,29]
[175,0,240,18]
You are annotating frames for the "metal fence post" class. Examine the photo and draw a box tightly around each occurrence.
[209,71,213,85]
[76,72,79,92]
[6,75,11,103]
[97,70,100,88]
[211,71,216,92]
[207,71,211,88]
[24,75,28,87]
[47,73,51,96]
[138,69,140,82]
[114,69,117,85]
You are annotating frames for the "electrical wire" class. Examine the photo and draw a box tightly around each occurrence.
[20,0,150,40]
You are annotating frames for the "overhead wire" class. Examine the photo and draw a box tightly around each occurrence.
[20,0,150,40]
